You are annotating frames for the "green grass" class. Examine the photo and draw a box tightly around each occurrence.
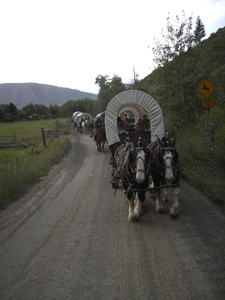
[0,118,72,209]
[176,120,225,212]
[0,118,70,143]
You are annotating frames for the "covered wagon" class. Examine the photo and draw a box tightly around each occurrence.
[105,90,165,188]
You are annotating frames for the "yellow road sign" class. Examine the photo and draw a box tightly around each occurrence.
[197,79,216,97]
[202,98,214,108]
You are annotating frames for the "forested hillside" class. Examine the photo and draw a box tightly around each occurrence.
[139,26,225,211]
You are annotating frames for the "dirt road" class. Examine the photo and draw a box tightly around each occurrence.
[0,129,225,300]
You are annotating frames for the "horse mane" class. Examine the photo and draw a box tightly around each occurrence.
[160,136,176,148]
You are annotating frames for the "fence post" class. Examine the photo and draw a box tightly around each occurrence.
[41,128,47,148]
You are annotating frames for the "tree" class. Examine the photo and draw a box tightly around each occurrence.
[59,100,77,118]
[48,105,59,117]
[23,103,35,117]
[110,74,126,97]
[152,12,206,126]
[95,74,126,112]
[95,75,111,111]
[34,104,48,116]
[8,102,18,114]
[194,16,206,45]
[2,113,14,122]
[152,12,205,67]
[0,108,4,120]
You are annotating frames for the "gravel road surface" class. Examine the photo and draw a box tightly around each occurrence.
[0,129,225,300]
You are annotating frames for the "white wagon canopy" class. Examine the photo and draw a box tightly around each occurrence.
[105,90,165,146]
[72,112,93,124]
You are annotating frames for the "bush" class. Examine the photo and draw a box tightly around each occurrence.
[2,113,15,122]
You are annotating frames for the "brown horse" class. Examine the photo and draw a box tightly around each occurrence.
[95,126,106,152]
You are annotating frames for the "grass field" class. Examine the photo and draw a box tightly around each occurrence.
[0,118,72,209]
[0,118,69,139]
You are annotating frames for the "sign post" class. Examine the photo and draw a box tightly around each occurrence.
[201,98,214,108]
[197,79,216,98]
[197,79,216,108]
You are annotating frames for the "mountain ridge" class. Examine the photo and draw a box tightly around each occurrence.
[0,82,97,109]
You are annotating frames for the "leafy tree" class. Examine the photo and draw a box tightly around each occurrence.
[48,105,59,116]
[23,103,35,117]
[95,75,111,112]
[59,100,77,118]
[110,75,126,97]
[34,104,48,116]
[152,12,205,67]
[18,109,27,119]
[2,113,14,122]
[0,108,4,120]
[82,98,95,114]
[152,12,206,126]
[95,74,126,112]
[0,104,8,120]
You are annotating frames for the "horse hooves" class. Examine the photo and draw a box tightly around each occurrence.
[170,213,179,219]
[157,208,166,215]
[128,216,140,222]
[135,205,147,218]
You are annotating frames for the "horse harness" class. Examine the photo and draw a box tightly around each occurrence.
[118,146,151,185]
[150,142,180,184]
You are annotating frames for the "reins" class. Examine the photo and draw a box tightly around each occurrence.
[150,142,179,178]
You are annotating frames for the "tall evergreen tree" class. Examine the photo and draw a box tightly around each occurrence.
[8,102,18,113]
[194,16,206,45]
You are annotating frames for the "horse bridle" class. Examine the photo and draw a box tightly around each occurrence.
[158,147,179,181]
[131,147,150,175]
[163,151,175,170]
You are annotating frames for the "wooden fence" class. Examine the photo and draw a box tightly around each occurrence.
[0,135,18,148]
[41,128,60,148]
[0,128,60,150]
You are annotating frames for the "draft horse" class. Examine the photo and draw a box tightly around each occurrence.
[82,118,91,134]
[114,137,151,221]
[95,126,106,152]
[148,135,180,218]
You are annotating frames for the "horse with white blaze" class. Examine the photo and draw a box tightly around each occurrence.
[114,138,151,221]
[148,135,180,218]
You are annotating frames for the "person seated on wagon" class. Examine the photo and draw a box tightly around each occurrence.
[142,115,150,131]
[136,119,143,132]
[117,117,128,135]
[143,119,150,131]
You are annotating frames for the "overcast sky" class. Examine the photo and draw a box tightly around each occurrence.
[0,0,224,94]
